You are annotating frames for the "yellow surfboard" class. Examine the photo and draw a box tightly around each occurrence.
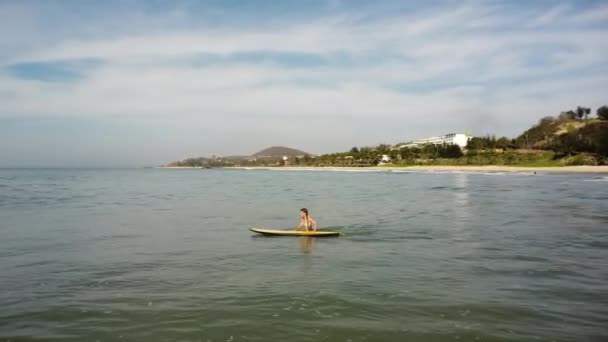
[250,228,341,237]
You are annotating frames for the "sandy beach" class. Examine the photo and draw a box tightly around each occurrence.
[219,165,608,174]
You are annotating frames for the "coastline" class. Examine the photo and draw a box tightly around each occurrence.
[156,166,206,169]
[216,165,608,174]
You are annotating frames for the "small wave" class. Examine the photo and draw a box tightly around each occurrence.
[508,254,550,263]
[500,219,525,227]
[583,176,608,182]
[586,240,608,248]
[325,168,386,173]
[93,234,141,241]
[241,167,388,173]
[430,186,465,190]
[479,172,507,176]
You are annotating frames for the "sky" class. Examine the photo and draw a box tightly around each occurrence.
[0,0,607,167]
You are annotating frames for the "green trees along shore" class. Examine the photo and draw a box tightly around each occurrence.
[166,105,608,167]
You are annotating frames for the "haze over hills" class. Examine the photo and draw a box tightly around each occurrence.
[163,146,310,167]
[252,146,310,158]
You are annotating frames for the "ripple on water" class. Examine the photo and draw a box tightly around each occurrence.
[1,169,607,341]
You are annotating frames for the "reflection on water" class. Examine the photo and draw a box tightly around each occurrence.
[453,173,470,208]
[299,236,316,254]
[299,236,316,272]
[451,173,472,242]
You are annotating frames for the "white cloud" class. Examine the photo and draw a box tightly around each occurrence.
[529,3,571,27]
[571,3,608,23]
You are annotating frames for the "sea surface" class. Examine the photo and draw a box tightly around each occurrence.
[1,168,607,341]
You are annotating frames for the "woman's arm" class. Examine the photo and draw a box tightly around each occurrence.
[295,220,302,231]
[310,218,318,231]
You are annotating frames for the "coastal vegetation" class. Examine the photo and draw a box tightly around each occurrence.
[165,105,608,167]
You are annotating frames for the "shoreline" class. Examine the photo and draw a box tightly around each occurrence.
[159,165,608,174]
[228,165,608,174]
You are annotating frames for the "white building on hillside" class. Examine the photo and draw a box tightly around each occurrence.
[399,133,470,149]
[377,154,391,166]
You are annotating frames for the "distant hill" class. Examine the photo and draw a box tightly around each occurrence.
[162,146,311,167]
[252,146,310,157]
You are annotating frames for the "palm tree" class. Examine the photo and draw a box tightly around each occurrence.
[598,106,608,120]
[575,106,585,120]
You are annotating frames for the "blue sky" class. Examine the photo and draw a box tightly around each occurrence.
[1,0,607,167]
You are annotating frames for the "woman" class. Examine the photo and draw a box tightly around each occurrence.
[295,208,318,232]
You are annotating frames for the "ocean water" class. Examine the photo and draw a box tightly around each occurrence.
[1,168,607,341]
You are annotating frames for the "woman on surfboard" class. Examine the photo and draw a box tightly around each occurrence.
[295,208,318,232]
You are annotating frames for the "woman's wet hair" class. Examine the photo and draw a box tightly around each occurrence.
[300,208,309,217]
